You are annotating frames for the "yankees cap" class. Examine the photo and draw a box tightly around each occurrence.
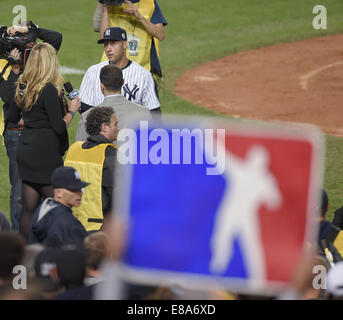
[51,166,90,190]
[98,27,127,44]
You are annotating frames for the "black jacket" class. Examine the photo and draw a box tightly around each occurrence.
[333,207,343,230]
[28,198,88,248]
[318,220,343,263]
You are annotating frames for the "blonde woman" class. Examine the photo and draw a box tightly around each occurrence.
[14,42,80,240]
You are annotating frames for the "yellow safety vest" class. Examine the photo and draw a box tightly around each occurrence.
[0,59,12,139]
[0,59,12,82]
[100,0,159,74]
[64,141,117,232]
[332,231,343,260]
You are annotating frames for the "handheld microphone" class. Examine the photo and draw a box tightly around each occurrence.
[63,82,79,100]
[19,82,26,96]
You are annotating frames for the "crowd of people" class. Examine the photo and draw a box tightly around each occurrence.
[1,1,343,301]
[0,0,169,300]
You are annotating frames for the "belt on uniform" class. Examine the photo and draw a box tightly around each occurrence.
[6,128,22,131]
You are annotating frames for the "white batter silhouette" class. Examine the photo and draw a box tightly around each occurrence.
[209,141,282,283]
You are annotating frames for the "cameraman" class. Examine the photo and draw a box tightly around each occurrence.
[0,22,62,232]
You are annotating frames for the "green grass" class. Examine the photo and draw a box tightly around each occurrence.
[1,0,343,221]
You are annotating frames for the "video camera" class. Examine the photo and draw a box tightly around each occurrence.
[0,22,38,65]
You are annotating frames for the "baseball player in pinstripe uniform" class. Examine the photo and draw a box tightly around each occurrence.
[79,27,160,114]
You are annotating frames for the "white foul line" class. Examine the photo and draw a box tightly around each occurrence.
[61,66,85,75]
[299,61,343,90]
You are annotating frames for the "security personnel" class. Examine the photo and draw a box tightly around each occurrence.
[65,107,119,232]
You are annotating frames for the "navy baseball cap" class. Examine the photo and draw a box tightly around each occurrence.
[51,166,90,190]
[98,27,127,44]
[34,247,60,292]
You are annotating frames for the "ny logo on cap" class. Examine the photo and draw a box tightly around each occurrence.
[105,29,111,37]
[74,171,81,180]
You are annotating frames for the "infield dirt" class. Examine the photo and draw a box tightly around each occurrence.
[175,34,343,136]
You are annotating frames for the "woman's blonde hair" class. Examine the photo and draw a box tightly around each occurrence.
[15,42,63,110]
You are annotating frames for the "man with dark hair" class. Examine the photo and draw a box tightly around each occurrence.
[76,64,151,141]
[52,245,93,300]
[100,63,123,91]
[55,246,87,290]
[78,26,160,113]
[65,107,119,232]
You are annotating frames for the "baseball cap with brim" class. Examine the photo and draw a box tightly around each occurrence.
[98,27,127,44]
[34,248,60,292]
[51,166,90,190]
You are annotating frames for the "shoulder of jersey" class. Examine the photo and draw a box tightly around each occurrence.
[126,61,151,76]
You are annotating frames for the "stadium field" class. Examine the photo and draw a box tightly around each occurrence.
[0,0,343,221]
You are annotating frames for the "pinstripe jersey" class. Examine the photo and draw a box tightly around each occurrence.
[79,60,160,110]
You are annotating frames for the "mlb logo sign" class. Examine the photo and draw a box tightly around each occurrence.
[115,117,323,294]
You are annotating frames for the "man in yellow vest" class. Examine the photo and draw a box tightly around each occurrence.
[94,0,167,79]
[65,107,119,232]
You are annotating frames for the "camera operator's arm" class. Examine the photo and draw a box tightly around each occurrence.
[6,25,28,36]
[100,3,110,39]
[93,1,104,32]
[36,27,62,52]
[7,24,62,52]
